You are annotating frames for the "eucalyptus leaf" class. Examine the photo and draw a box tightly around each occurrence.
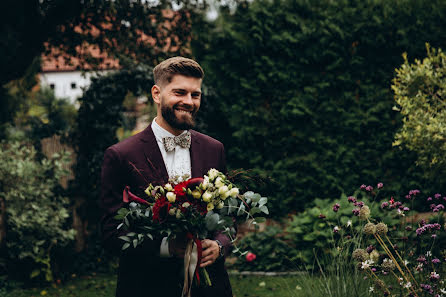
[122,243,130,250]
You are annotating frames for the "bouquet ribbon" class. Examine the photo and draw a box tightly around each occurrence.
[182,233,203,297]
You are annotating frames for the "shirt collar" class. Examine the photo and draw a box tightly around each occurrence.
[152,118,188,142]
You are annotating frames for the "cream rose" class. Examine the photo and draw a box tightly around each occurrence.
[166,192,176,203]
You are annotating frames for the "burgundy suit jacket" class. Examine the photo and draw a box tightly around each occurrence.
[100,124,233,297]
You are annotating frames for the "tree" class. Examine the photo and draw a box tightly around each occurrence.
[392,44,446,180]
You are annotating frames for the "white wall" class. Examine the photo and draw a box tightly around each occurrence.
[39,71,111,106]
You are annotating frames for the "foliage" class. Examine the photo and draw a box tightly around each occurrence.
[196,0,446,216]
[392,44,446,178]
[0,142,75,282]
[70,65,154,242]
[229,226,296,272]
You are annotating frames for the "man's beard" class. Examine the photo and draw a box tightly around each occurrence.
[161,103,198,131]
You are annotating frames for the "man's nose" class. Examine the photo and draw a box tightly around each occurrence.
[182,93,193,105]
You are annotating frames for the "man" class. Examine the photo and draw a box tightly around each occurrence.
[100,57,233,297]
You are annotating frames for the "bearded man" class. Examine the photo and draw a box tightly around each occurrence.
[100,57,233,297]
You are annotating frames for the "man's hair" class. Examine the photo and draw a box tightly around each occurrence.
[153,56,204,86]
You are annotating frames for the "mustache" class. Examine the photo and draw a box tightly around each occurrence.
[174,103,197,113]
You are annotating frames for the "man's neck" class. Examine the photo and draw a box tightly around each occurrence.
[155,117,184,136]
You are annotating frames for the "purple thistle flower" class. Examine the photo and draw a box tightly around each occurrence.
[432,258,440,264]
[377,182,383,189]
[427,197,432,201]
[365,185,373,192]
[354,201,364,208]
[430,204,436,210]
[381,202,389,209]
[429,271,440,281]
[360,184,366,190]
[352,208,360,216]
[421,284,432,291]
[366,245,375,253]
[436,204,444,210]
[347,196,356,203]
[434,193,441,199]
[332,203,340,212]
[405,194,411,200]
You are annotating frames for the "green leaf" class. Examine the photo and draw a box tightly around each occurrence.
[30,269,40,278]
[122,243,130,250]
[118,236,130,242]
[259,205,269,215]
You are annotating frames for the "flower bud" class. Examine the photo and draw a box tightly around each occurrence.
[375,223,388,235]
[363,223,376,235]
[370,250,380,263]
[202,191,212,202]
[352,249,369,262]
[165,183,173,191]
[359,205,371,220]
[207,203,214,212]
[176,209,182,219]
[166,192,176,203]
[216,201,225,209]
[215,177,224,188]
[192,190,202,199]
[169,208,176,216]
[182,202,190,208]
[218,185,229,196]
[229,187,239,198]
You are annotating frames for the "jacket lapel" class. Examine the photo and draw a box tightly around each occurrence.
[190,130,202,178]
[139,124,169,184]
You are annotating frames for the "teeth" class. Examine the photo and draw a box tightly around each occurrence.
[176,109,192,114]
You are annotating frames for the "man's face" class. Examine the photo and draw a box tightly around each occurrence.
[152,75,202,132]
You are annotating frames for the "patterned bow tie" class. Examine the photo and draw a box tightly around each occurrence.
[162,131,191,152]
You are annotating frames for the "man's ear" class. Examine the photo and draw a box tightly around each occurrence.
[151,85,161,104]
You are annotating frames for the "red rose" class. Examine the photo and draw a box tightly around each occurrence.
[245,252,256,262]
[152,197,170,223]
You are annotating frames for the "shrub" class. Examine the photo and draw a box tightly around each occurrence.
[0,141,75,282]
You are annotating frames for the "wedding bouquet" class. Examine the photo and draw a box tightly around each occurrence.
[115,168,268,297]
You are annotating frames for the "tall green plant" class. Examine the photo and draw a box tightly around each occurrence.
[0,142,75,282]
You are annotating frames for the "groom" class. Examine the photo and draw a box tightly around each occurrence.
[100,57,233,297]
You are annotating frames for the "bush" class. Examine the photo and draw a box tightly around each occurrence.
[0,141,75,282]
[196,0,446,216]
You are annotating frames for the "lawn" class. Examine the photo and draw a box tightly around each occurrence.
[5,273,309,297]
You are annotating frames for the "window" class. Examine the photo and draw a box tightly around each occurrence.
[71,82,77,89]
[50,83,55,90]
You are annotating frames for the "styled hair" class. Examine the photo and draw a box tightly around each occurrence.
[153,56,204,86]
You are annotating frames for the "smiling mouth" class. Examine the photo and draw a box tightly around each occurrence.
[175,108,193,115]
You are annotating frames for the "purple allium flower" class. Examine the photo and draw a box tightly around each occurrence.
[432,258,440,264]
[360,184,366,190]
[332,203,340,212]
[427,197,433,201]
[352,208,360,216]
[434,193,441,199]
[377,182,383,189]
[319,214,326,219]
[347,196,356,203]
[381,202,389,209]
[443,196,446,201]
[366,245,375,253]
[365,185,373,192]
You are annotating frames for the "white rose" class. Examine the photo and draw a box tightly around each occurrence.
[201,177,209,190]
[229,187,239,198]
[169,208,176,216]
[207,203,214,212]
[216,201,224,209]
[182,202,190,208]
[218,185,229,196]
[202,191,212,202]
[221,191,230,200]
[215,177,224,188]
[166,192,176,203]
[165,183,173,191]
[208,168,218,180]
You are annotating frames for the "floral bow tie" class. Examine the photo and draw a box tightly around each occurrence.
[162,131,191,152]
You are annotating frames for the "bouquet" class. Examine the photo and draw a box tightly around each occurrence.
[115,168,268,297]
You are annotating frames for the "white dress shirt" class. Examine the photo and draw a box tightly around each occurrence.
[151,118,192,256]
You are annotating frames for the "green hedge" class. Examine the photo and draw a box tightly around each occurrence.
[195,0,446,216]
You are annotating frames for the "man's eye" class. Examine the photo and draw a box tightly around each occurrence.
[192,93,201,98]
[175,90,186,95]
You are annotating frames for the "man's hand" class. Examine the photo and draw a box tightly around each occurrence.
[200,239,220,267]
[168,235,187,258]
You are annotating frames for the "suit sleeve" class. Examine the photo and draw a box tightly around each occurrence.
[213,143,234,259]
[100,146,162,257]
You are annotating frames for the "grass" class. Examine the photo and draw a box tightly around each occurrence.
[4,272,371,297]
